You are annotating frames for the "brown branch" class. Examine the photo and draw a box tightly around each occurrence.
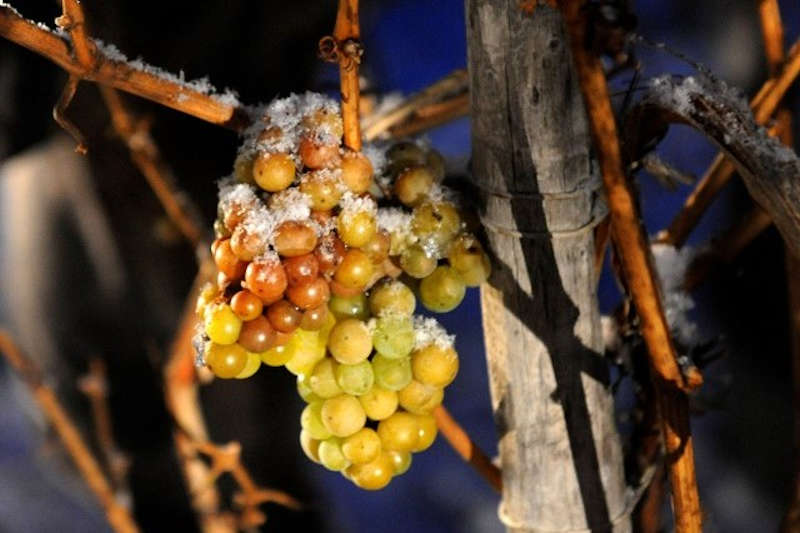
[0,330,140,533]
[657,37,800,248]
[0,5,249,130]
[57,0,96,71]
[362,70,469,140]
[99,86,207,247]
[53,75,88,154]
[561,3,702,531]
[432,405,502,492]
[388,93,470,138]
[333,0,362,151]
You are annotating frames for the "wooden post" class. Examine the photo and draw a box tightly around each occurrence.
[466,3,629,531]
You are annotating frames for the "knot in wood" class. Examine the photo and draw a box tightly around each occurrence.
[318,36,363,71]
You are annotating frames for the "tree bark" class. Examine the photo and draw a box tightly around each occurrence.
[466,3,630,531]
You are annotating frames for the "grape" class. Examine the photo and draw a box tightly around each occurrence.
[237,315,276,353]
[411,202,461,249]
[334,249,374,290]
[342,428,381,464]
[318,437,350,471]
[359,386,399,421]
[300,429,321,463]
[300,171,343,210]
[328,319,372,365]
[274,221,318,257]
[283,254,319,286]
[321,395,366,437]
[386,142,426,171]
[377,412,420,452]
[300,304,329,331]
[419,266,466,312]
[373,315,415,359]
[267,300,302,333]
[362,231,391,264]
[368,280,416,317]
[235,352,262,379]
[448,234,491,286]
[314,234,345,277]
[230,290,263,321]
[309,358,343,399]
[372,354,413,391]
[425,149,446,182]
[398,380,443,414]
[244,258,288,305]
[302,107,344,139]
[284,328,327,376]
[204,304,242,345]
[195,282,217,318]
[337,210,377,248]
[399,244,437,279]
[412,413,438,452]
[335,360,375,396]
[261,342,293,367]
[296,374,319,403]
[394,165,434,207]
[299,135,341,169]
[346,451,394,490]
[233,153,255,185]
[253,152,295,192]
[213,218,230,239]
[388,450,412,476]
[301,401,332,440]
[214,239,247,280]
[286,277,330,310]
[411,344,459,387]
[230,224,265,261]
[340,151,374,193]
[205,342,248,379]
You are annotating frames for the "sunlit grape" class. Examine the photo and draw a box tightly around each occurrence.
[328,319,372,365]
[235,352,261,379]
[359,386,399,421]
[377,411,420,452]
[411,344,459,387]
[342,428,381,465]
[284,328,327,376]
[419,266,466,312]
[204,304,242,345]
[261,341,293,367]
[253,152,295,192]
[398,380,443,414]
[321,395,366,437]
[388,450,412,476]
[338,210,377,248]
[346,451,394,490]
[205,342,248,379]
[412,413,438,452]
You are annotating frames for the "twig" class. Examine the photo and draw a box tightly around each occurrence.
[362,70,469,140]
[0,4,249,130]
[99,86,208,248]
[432,406,502,492]
[0,330,140,533]
[561,2,702,532]
[388,93,470,138]
[657,37,800,248]
[53,75,87,154]
[57,0,96,71]
[332,0,362,151]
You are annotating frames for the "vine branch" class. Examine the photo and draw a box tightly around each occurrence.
[331,0,362,151]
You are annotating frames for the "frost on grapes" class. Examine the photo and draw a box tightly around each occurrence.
[651,242,700,346]
[413,316,455,350]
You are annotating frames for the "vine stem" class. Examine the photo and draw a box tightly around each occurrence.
[333,0,362,151]
[560,2,702,531]
[0,330,140,533]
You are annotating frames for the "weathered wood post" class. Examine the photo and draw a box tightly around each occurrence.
[466,2,630,531]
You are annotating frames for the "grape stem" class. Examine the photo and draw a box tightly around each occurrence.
[432,405,502,492]
[0,330,140,533]
[332,0,363,151]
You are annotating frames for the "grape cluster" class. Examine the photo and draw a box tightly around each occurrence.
[194,93,490,490]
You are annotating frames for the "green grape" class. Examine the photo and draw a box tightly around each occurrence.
[372,354,413,391]
[413,413,438,452]
[377,412,420,452]
[321,395,367,437]
[447,234,491,286]
[335,360,375,396]
[297,374,321,403]
[411,202,461,250]
[342,428,381,464]
[318,437,350,471]
[346,451,394,490]
[300,429,321,463]
[309,358,343,399]
[399,244,437,279]
[205,342,248,379]
[411,344,459,387]
[338,210,378,249]
[284,328,327,376]
[373,315,415,359]
[419,266,466,312]
[235,352,261,379]
[301,401,332,440]
[388,450,412,476]
[359,386,399,421]
[204,304,242,345]
[329,293,370,321]
[425,149,446,182]
[394,166,434,207]
[368,280,416,317]
[397,380,443,414]
[328,319,372,365]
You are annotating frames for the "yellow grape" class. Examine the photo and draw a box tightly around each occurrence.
[309,358,344,399]
[377,411,420,452]
[319,437,350,471]
[388,450,412,476]
[205,342,248,379]
[204,304,242,345]
[368,280,416,317]
[284,328,327,376]
[342,428,382,464]
[300,429,321,463]
[321,395,366,437]
[301,401,332,440]
[398,380,444,414]
[413,413,438,452]
[359,386,399,421]
[235,352,262,379]
[260,342,293,367]
[328,319,372,365]
[419,266,466,313]
[346,451,394,490]
[297,374,321,403]
[411,344,459,387]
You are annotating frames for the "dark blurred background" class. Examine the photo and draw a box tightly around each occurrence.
[0,1,798,532]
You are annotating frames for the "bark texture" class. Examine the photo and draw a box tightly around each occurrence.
[466,2,630,532]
